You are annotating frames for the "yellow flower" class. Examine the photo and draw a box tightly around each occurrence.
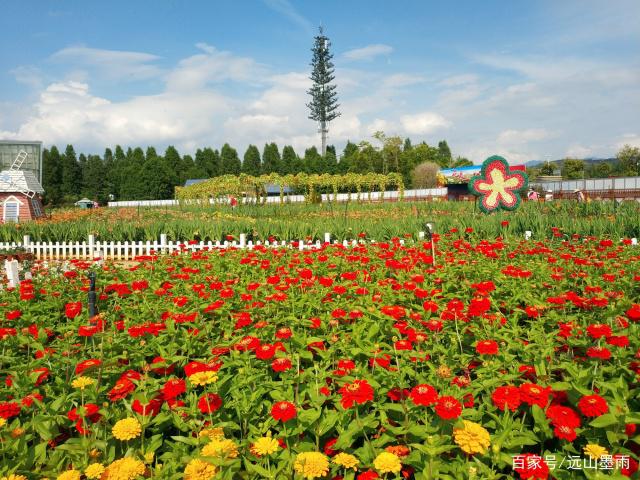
[453,420,491,455]
[201,438,239,459]
[1,475,28,480]
[56,471,81,480]
[293,452,329,479]
[112,418,142,441]
[84,464,105,480]
[584,444,608,460]
[184,458,217,480]
[143,452,154,464]
[71,376,95,390]
[250,434,280,456]
[333,452,359,470]
[189,371,218,386]
[373,452,402,474]
[199,427,225,440]
[101,457,146,480]
[0,418,6,428]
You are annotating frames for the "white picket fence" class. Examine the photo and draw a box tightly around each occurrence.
[2,233,423,261]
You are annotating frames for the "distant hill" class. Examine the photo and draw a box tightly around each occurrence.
[526,158,616,167]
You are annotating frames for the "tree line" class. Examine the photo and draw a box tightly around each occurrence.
[41,135,468,204]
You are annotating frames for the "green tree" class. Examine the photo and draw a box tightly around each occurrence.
[164,146,182,172]
[373,131,403,174]
[145,147,157,159]
[138,156,177,200]
[324,145,338,174]
[451,156,473,167]
[282,145,303,174]
[220,144,241,175]
[303,146,325,174]
[197,148,220,177]
[307,26,340,155]
[436,140,452,168]
[242,145,261,176]
[82,154,105,201]
[102,148,115,200]
[539,161,556,176]
[562,158,585,179]
[262,143,281,174]
[403,138,413,151]
[592,162,612,178]
[616,144,640,176]
[412,162,440,188]
[338,141,359,173]
[42,146,63,205]
[61,144,82,198]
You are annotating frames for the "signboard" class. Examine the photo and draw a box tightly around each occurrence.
[437,164,526,187]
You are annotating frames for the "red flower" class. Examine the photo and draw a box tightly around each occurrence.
[513,454,549,479]
[338,379,374,409]
[271,357,292,372]
[132,397,163,417]
[0,401,21,419]
[553,424,577,442]
[409,384,438,407]
[197,393,222,414]
[586,346,611,360]
[519,383,551,409]
[586,323,612,339]
[545,405,581,428]
[577,394,608,417]
[271,401,297,422]
[357,472,379,480]
[613,454,639,477]
[65,301,82,319]
[75,359,102,375]
[475,340,499,355]
[256,343,277,360]
[434,396,462,420]
[275,327,292,339]
[107,378,136,401]
[492,386,521,412]
[323,438,338,456]
[626,304,640,321]
[162,378,186,400]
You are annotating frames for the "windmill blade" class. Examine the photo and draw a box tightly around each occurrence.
[0,175,36,198]
[10,150,28,171]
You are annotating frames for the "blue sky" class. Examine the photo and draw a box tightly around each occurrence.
[1,0,639,163]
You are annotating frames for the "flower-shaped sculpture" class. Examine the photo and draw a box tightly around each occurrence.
[469,156,528,213]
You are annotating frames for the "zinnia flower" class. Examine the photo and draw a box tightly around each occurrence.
[293,452,330,479]
[189,371,218,386]
[435,396,462,420]
[112,418,142,441]
[1,475,27,480]
[409,384,438,406]
[453,420,490,455]
[577,394,608,417]
[56,471,81,480]
[519,383,551,409]
[197,393,222,414]
[333,452,359,470]
[101,457,146,480]
[250,434,280,456]
[338,379,374,409]
[373,452,402,474]
[584,444,608,460]
[71,376,96,390]
[513,454,549,479]
[184,458,217,480]
[492,386,521,412]
[475,340,499,355]
[84,463,105,480]
[271,401,297,422]
[201,438,239,459]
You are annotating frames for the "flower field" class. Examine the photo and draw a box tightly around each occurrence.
[0,231,639,479]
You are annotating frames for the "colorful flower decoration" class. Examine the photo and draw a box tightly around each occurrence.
[469,156,528,213]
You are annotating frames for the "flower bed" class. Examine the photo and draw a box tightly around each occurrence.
[0,233,638,479]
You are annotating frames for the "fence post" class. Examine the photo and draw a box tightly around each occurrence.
[324,232,331,244]
[239,234,246,248]
[160,234,167,254]
[88,234,95,259]
[299,240,304,251]
[22,235,30,249]
[525,231,532,240]
[418,231,425,240]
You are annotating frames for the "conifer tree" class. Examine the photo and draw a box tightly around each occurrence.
[307,26,340,156]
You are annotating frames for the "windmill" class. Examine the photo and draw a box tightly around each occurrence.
[0,150,44,222]
[0,150,36,198]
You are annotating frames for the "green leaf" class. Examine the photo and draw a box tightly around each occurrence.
[589,413,618,428]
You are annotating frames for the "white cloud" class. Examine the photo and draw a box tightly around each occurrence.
[10,66,44,89]
[439,74,478,87]
[566,144,596,158]
[51,46,162,81]
[342,44,393,61]
[497,128,551,145]
[262,0,313,33]
[382,74,426,88]
[166,43,262,91]
[400,112,451,135]
[615,133,640,150]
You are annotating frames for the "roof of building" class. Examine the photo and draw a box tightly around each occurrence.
[75,198,94,204]
[0,170,44,193]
